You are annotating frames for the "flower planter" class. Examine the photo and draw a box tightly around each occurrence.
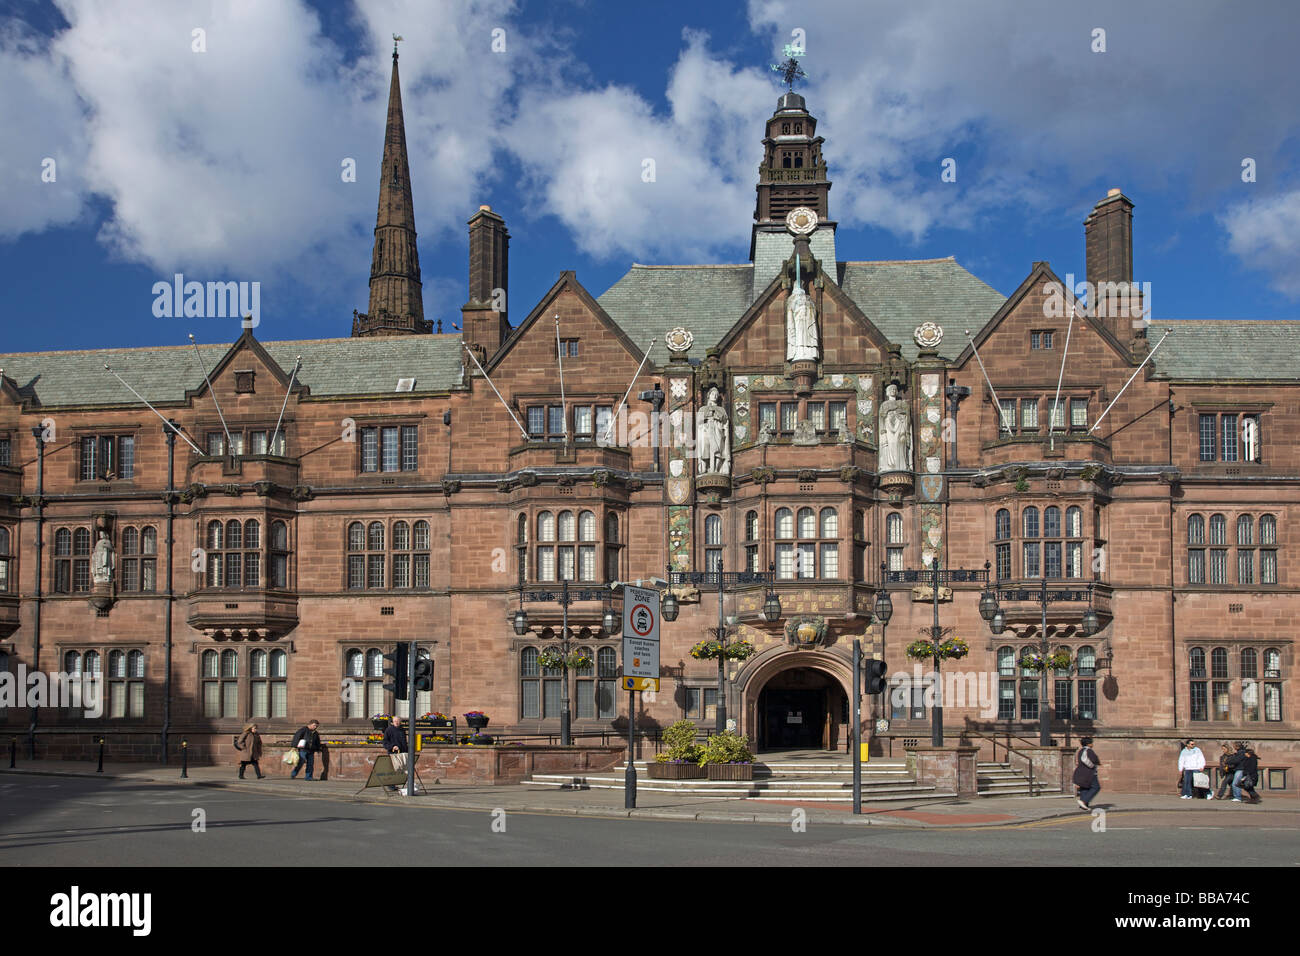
[648,762,706,780]
[706,763,754,781]
[416,718,452,729]
[371,718,390,731]
[465,715,489,730]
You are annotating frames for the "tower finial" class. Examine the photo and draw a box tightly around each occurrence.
[392,33,403,58]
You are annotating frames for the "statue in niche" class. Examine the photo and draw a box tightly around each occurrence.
[696,386,731,476]
[878,383,912,473]
[91,531,115,585]
[785,274,819,362]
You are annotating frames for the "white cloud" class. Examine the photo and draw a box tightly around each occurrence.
[0,20,90,238]
[1220,190,1300,299]
[502,31,771,262]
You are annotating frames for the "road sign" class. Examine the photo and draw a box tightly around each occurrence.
[621,676,660,692]
[622,585,660,680]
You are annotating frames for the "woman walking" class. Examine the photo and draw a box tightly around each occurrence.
[1073,736,1101,810]
[1178,739,1206,799]
[236,721,265,779]
[1234,747,1261,804]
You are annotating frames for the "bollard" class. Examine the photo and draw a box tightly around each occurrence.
[96,737,105,773]
[8,736,14,769]
[180,739,188,779]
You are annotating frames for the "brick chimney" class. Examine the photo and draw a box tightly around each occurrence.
[1084,188,1141,344]
[461,204,510,356]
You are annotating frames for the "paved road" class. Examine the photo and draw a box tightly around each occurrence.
[1,776,1298,866]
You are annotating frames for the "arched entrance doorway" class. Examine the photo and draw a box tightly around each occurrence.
[755,666,847,752]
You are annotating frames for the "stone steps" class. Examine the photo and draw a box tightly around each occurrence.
[527,773,957,802]
[975,761,1062,797]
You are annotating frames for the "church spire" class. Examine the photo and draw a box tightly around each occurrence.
[353,40,430,337]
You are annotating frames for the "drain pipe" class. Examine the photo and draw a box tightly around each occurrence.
[28,426,45,758]
[161,421,178,762]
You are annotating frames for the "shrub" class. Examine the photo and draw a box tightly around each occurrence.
[699,730,754,766]
[661,719,704,764]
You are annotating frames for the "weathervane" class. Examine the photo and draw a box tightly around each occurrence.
[392,33,403,57]
[770,43,807,92]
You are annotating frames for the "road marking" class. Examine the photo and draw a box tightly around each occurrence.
[1179,826,1223,830]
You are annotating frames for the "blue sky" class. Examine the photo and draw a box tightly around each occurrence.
[2,0,1298,354]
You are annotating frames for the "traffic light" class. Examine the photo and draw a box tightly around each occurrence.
[413,654,433,693]
[383,643,409,699]
[863,659,888,696]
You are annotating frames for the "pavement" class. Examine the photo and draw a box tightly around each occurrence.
[3,759,1295,828]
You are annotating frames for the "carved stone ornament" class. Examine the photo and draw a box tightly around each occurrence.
[792,420,818,445]
[223,483,242,497]
[441,479,461,496]
[913,321,944,350]
[626,478,644,493]
[592,470,612,487]
[252,480,274,497]
[785,207,819,236]
[797,469,817,483]
[497,477,516,493]
[664,327,695,353]
[784,614,827,647]
[750,466,776,485]
[839,465,860,483]
[556,475,576,487]
[290,485,315,501]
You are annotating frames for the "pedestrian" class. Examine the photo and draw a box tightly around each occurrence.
[1073,736,1101,810]
[1233,746,1261,804]
[1209,743,1235,800]
[380,716,407,792]
[290,719,321,780]
[236,721,264,779]
[1178,739,1206,799]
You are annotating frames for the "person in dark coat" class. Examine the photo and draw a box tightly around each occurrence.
[1073,736,1101,810]
[236,721,264,779]
[290,719,321,780]
[1210,742,1236,800]
[1234,747,1261,803]
[380,716,408,793]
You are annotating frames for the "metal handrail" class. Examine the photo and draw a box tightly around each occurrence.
[964,728,1036,795]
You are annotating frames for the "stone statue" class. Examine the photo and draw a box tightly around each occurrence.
[696,386,731,476]
[878,383,912,473]
[91,531,115,585]
[785,277,819,362]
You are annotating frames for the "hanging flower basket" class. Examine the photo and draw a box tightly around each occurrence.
[371,714,391,731]
[1020,650,1071,672]
[690,640,755,661]
[538,650,593,671]
[464,711,489,730]
[905,638,969,662]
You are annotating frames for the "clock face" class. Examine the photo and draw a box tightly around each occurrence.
[785,207,818,236]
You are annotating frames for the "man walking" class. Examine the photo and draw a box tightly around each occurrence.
[1073,736,1101,810]
[380,716,408,792]
[290,719,321,780]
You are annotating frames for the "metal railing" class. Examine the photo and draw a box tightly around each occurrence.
[964,728,1036,795]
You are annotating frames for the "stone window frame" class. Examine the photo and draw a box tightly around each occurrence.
[1195,408,1264,465]
[521,396,615,446]
[756,393,853,439]
[773,505,839,580]
[76,430,138,482]
[345,517,431,591]
[52,526,92,594]
[60,645,147,719]
[995,393,1091,437]
[201,518,263,590]
[341,643,432,722]
[1011,504,1085,581]
[0,524,12,594]
[200,423,287,459]
[1185,511,1277,589]
[118,525,158,593]
[358,423,418,474]
[529,507,607,584]
[682,683,720,722]
[1188,641,1285,724]
[517,637,615,722]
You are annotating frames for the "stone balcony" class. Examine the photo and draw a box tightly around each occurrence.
[186,589,299,639]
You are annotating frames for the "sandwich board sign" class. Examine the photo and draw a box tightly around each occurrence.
[622,585,660,681]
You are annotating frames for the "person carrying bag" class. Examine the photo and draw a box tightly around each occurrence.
[1073,736,1101,810]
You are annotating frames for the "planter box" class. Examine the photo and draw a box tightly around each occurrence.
[465,716,489,730]
[706,763,754,781]
[371,719,390,731]
[647,762,706,780]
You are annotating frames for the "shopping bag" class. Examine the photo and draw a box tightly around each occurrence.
[1192,771,1210,789]
[282,750,298,766]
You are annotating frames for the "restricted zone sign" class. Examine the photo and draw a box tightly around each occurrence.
[622,585,660,681]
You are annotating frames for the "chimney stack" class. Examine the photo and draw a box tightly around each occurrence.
[1084,188,1138,342]
[461,204,510,355]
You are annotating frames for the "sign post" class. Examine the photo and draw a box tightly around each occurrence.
[406,639,416,797]
[852,638,861,814]
[622,586,661,810]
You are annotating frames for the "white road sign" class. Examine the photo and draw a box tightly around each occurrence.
[622,585,660,680]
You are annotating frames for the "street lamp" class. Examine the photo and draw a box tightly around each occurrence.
[982,575,1101,745]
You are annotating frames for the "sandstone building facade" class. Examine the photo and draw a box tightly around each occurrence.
[0,53,1295,793]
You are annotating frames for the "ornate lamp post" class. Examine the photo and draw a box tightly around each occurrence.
[514,570,618,746]
[667,562,779,734]
[984,576,1100,745]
